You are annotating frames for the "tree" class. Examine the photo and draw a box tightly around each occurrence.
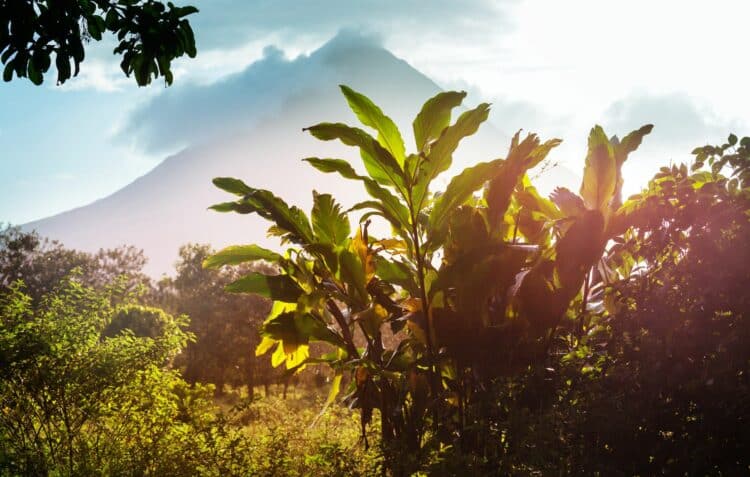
[1,0,198,86]
[556,134,750,475]
[156,244,274,396]
[0,274,256,476]
[0,225,150,303]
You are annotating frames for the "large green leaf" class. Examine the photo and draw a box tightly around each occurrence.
[304,123,405,190]
[375,256,418,296]
[615,124,653,166]
[304,157,361,180]
[212,177,254,196]
[349,201,411,244]
[203,244,282,269]
[610,124,653,210]
[264,310,345,350]
[515,185,561,221]
[580,125,617,212]
[312,192,351,246]
[525,137,563,169]
[412,91,467,151]
[263,311,308,346]
[412,103,491,210]
[340,85,406,166]
[484,133,561,227]
[429,158,505,246]
[248,189,314,245]
[226,272,304,302]
[361,179,412,229]
[208,200,261,214]
[211,180,314,245]
[305,158,411,234]
[338,249,369,307]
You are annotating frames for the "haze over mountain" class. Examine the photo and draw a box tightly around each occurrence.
[25,31,578,276]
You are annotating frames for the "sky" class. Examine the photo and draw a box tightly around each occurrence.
[2,0,748,224]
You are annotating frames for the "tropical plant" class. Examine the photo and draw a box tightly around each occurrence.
[0,273,255,476]
[207,85,655,472]
[543,134,750,475]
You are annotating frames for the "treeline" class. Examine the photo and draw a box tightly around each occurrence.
[0,230,288,395]
[0,230,311,475]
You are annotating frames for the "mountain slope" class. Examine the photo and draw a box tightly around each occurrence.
[26,31,576,276]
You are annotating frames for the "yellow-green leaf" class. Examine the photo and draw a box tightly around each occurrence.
[203,244,282,269]
[413,90,467,151]
[580,125,616,211]
[340,85,406,165]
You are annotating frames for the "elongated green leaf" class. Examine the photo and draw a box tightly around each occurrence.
[263,311,307,344]
[340,85,406,165]
[580,125,616,211]
[304,157,361,180]
[295,312,346,347]
[305,158,411,233]
[304,123,405,190]
[349,201,408,237]
[208,200,259,214]
[610,124,653,210]
[312,192,351,246]
[615,124,653,166]
[413,91,467,151]
[313,371,343,425]
[212,177,254,196]
[211,179,314,244]
[338,249,369,307]
[361,179,411,229]
[485,132,553,228]
[203,244,282,269]
[248,189,314,245]
[412,103,491,209]
[226,272,304,302]
[375,256,417,295]
[429,158,505,246]
[516,186,561,221]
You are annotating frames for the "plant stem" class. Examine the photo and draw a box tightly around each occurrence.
[327,300,359,358]
[578,268,591,338]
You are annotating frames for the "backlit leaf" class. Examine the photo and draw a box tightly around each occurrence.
[340,85,406,165]
[429,158,505,247]
[312,192,351,246]
[203,244,282,269]
[304,123,405,190]
[226,272,304,302]
[412,103,491,210]
[580,125,616,211]
[413,90,467,151]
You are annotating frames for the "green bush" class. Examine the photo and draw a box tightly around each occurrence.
[0,275,252,476]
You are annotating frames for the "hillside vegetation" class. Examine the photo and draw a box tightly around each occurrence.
[1,86,749,476]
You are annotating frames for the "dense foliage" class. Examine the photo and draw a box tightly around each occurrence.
[155,244,277,395]
[1,87,748,475]
[0,226,148,303]
[210,86,750,474]
[0,276,232,476]
[1,0,197,86]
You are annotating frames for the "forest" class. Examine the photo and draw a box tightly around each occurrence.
[1,85,749,475]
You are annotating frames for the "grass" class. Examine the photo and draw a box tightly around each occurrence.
[215,387,384,476]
